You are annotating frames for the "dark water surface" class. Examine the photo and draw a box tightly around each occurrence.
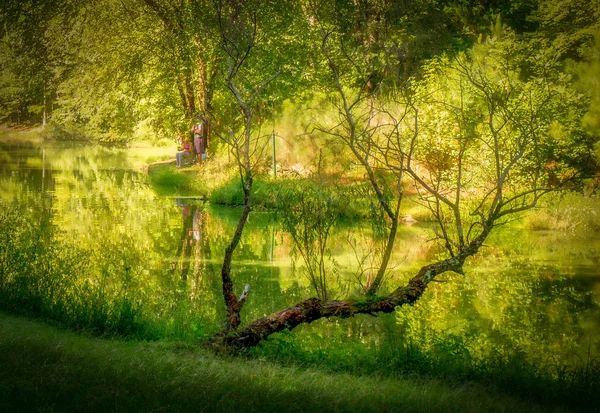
[2,142,599,372]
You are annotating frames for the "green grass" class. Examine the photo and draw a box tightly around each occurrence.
[250,325,600,412]
[209,176,371,220]
[208,175,280,207]
[0,311,578,413]
[524,192,600,232]
[148,164,208,196]
[148,161,436,224]
[0,125,44,145]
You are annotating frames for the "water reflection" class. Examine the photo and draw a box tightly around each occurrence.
[1,142,599,369]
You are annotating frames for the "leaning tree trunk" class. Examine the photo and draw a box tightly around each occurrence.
[220,172,252,332]
[209,230,488,350]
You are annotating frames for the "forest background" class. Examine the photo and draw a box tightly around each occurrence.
[1,0,598,151]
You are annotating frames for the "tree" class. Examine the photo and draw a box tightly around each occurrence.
[27,0,224,142]
[300,0,465,295]
[209,0,293,333]
[211,26,592,350]
[0,0,63,125]
[135,0,222,139]
[534,0,600,60]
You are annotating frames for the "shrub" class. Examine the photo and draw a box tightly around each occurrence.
[40,121,90,141]
[209,176,279,208]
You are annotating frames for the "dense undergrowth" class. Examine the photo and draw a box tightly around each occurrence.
[524,191,600,232]
[0,205,216,341]
[209,175,373,220]
[0,206,148,338]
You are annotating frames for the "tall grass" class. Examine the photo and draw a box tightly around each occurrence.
[148,165,208,196]
[0,206,147,337]
[209,175,370,220]
[0,312,575,413]
[524,191,600,232]
[248,318,600,411]
[0,205,213,340]
[0,125,43,145]
[208,175,280,207]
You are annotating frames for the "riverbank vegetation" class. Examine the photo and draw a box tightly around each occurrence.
[2,0,600,411]
[524,191,600,232]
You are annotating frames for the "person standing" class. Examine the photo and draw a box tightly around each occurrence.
[193,123,205,163]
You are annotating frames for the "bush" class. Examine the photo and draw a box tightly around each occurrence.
[40,121,91,141]
[209,175,372,220]
[209,175,279,208]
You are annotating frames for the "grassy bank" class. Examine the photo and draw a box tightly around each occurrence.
[152,162,600,232]
[249,323,600,412]
[0,312,579,413]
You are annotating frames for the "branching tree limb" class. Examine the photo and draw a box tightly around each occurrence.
[213,0,280,332]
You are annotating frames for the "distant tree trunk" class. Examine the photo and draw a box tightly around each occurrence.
[176,75,189,120]
[197,54,219,149]
[184,68,196,119]
[198,57,208,114]
[42,93,47,128]
[197,56,210,148]
[175,70,197,122]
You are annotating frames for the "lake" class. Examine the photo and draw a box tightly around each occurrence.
[1,141,599,375]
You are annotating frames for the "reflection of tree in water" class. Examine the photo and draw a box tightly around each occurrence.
[170,208,293,324]
[0,145,55,218]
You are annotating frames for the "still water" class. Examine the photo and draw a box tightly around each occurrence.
[1,142,599,371]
